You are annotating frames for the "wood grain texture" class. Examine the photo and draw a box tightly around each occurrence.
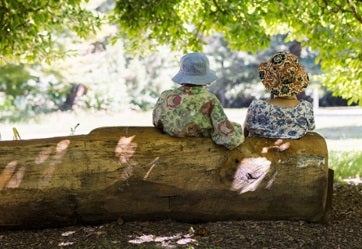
[0,127,329,228]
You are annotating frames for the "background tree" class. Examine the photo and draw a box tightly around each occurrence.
[0,0,359,119]
[111,0,362,105]
[0,0,101,63]
[0,63,69,121]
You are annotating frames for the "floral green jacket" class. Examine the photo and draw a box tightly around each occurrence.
[152,85,244,150]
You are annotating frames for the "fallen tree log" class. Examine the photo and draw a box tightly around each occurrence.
[0,127,330,228]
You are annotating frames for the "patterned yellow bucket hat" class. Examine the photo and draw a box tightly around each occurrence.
[258,51,309,96]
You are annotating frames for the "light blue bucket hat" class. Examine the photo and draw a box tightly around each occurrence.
[172,52,217,85]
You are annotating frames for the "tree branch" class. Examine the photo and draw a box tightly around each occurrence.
[321,0,362,23]
[321,0,342,13]
[0,0,6,30]
[212,0,227,14]
[347,0,362,23]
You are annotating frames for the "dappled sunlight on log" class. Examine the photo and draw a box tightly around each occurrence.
[6,166,26,188]
[0,160,17,190]
[54,139,70,160]
[262,139,290,153]
[38,140,70,188]
[115,135,137,164]
[231,157,271,194]
[34,147,52,164]
[115,135,138,180]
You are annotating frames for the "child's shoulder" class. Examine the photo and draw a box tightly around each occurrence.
[299,100,313,109]
[249,99,268,108]
[160,88,176,96]
[194,88,220,101]
[251,99,267,104]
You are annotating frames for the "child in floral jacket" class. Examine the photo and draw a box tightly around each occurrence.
[153,52,244,150]
[244,51,315,139]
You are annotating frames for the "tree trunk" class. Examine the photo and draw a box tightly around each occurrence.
[60,84,88,111]
[289,41,301,58]
[0,127,330,228]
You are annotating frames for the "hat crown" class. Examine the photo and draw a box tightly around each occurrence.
[258,51,309,96]
[180,53,209,76]
[172,52,217,85]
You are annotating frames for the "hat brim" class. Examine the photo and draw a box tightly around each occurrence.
[172,70,217,85]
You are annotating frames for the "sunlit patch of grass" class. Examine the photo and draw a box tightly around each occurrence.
[329,150,362,182]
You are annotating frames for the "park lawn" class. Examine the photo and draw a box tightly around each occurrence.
[329,151,362,183]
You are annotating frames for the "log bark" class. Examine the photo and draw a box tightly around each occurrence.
[0,127,329,228]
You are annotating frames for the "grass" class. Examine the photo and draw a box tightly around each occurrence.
[329,151,362,182]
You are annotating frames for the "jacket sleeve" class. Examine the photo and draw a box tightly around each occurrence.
[152,91,168,128]
[209,97,245,150]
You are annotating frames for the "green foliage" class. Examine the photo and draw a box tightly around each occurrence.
[0,64,33,111]
[125,52,179,111]
[329,150,362,182]
[40,36,179,112]
[0,64,70,121]
[0,33,328,117]
[111,0,362,104]
[0,0,101,63]
[204,33,261,107]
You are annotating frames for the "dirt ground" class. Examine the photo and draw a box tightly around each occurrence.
[0,183,361,249]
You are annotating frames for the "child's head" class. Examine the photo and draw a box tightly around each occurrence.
[258,51,309,97]
[172,52,217,86]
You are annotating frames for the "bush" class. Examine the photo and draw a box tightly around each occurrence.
[0,64,69,121]
[319,91,358,107]
[329,151,362,182]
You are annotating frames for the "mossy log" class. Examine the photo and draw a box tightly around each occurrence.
[0,127,330,228]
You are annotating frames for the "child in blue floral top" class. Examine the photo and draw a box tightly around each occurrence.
[244,51,315,139]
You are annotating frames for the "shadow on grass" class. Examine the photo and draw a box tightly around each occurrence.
[316,126,362,140]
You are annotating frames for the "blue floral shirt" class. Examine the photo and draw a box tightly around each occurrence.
[246,99,315,139]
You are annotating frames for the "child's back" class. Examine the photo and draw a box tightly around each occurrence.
[246,98,314,139]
